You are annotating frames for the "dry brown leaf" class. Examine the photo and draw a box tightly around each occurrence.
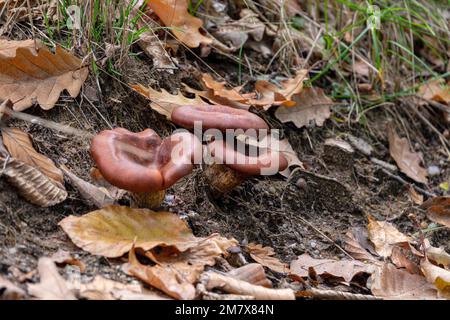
[250,70,309,108]
[343,227,379,263]
[408,185,424,205]
[421,259,450,299]
[59,205,202,258]
[290,253,374,282]
[145,234,237,284]
[50,249,86,273]
[123,246,196,300]
[390,246,421,275]
[201,271,295,300]
[420,196,450,229]
[274,87,333,128]
[369,263,437,300]
[227,264,272,288]
[0,39,43,58]
[418,79,450,105]
[0,41,88,111]
[60,164,122,208]
[0,137,67,207]
[2,127,64,185]
[146,0,212,48]
[246,243,289,273]
[183,83,251,110]
[0,276,26,300]
[201,73,254,103]
[367,215,412,258]
[424,240,450,268]
[130,83,206,119]
[27,257,76,300]
[388,124,428,184]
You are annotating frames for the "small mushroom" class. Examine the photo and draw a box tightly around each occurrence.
[171,105,269,132]
[90,128,201,208]
[205,139,288,195]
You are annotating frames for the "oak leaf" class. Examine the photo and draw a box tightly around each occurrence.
[201,73,254,103]
[146,0,212,48]
[388,124,427,184]
[367,215,412,258]
[246,243,289,273]
[290,254,375,282]
[27,257,76,300]
[0,41,88,111]
[274,87,333,128]
[130,83,206,119]
[420,196,450,229]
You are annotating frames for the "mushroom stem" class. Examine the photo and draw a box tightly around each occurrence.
[131,190,166,209]
[204,163,246,195]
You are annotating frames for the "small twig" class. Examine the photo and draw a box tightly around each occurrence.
[298,288,381,300]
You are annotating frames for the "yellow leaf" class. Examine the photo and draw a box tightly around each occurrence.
[0,40,88,111]
[146,0,212,48]
[59,205,203,258]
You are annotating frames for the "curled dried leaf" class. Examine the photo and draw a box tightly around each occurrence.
[420,196,450,229]
[246,243,289,273]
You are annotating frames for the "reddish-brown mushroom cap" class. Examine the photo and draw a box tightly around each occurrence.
[208,140,288,175]
[90,128,202,193]
[171,105,269,132]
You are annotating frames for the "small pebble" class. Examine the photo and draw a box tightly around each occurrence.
[310,241,317,249]
[427,165,441,176]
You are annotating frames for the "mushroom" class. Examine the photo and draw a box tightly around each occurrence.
[90,128,201,208]
[171,105,269,132]
[205,139,288,195]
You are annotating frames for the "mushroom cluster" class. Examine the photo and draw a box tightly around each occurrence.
[172,104,288,195]
[89,104,288,208]
[90,128,201,208]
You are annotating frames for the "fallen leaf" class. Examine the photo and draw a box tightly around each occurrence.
[59,205,203,258]
[420,196,450,229]
[60,164,122,208]
[424,240,450,269]
[343,227,379,263]
[418,79,450,105]
[50,249,86,273]
[421,259,450,299]
[202,73,254,103]
[27,257,76,300]
[123,246,196,300]
[251,70,309,108]
[0,39,43,58]
[408,185,424,205]
[274,87,333,128]
[1,127,64,186]
[367,215,412,258]
[227,264,272,288]
[0,137,67,207]
[290,254,374,282]
[146,0,212,48]
[145,234,237,284]
[0,41,88,111]
[388,124,428,184]
[369,263,437,299]
[390,245,421,274]
[201,271,295,300]
[246,243,289,273]
[130,83,206,119]
[0,276,26,300]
